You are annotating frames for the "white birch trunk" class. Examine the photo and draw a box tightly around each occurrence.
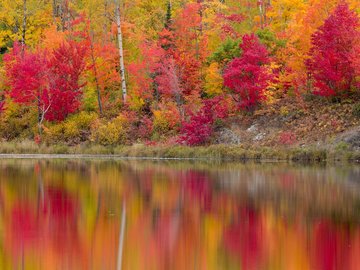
[114,0,127,103]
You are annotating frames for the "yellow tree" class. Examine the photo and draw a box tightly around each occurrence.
[0,0,52,49]
[204,62,223,97]
[267,0,306,33]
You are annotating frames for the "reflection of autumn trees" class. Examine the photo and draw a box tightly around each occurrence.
[0,160,359,269]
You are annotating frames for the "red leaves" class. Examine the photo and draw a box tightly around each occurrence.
[4,41,87,122]
[155,58,182,99]
[171,3,204,97]
[223,207,265,270]
[217,13,245,39]
[223,34,272,111]
[179,109,213,146]
[306,3,360,97]
[179,97,228,146]
[0,101,4,114]
[46,41,87,121]
[4,43,50,106]
[278,131,297,145]
[128,2,205,111]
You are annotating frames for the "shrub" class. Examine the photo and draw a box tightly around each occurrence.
[0,101,4,114]
[152,104,181,134]
[278,131,297,145]
[179,97,229,146]
[63,112,97,140]
[153,110,171,134]
[179,110,213,146]
[353,103,360,118]
[43,123,65,143]
[0,102,36,140]
[90,114,130,145]
[335,141,350,152]
[43,111,97,143]
[95,122,124,145]
[137,116,153,140]
[280,106,289,117]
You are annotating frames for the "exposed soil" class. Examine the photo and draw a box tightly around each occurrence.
[215,96,360,150]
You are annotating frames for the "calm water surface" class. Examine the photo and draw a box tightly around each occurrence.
[0,159,360,270]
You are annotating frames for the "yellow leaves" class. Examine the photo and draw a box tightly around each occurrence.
[268,0,307,32]
[202,1,228,51]
[204,62,223,97]
[0,0,52,48]
[272,0,345,94]
[153,102,181,134]
[0,98,21,121]
[90,118,126,145]
[264,61,281,104]
[0,29,12,48]
[280,106,290,116]
[128,95,145,112]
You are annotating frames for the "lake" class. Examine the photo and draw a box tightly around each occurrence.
[0,158,359,269]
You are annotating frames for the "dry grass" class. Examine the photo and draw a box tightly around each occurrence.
[0,141,359,163]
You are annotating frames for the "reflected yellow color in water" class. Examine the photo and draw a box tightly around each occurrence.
[0,159,359,270]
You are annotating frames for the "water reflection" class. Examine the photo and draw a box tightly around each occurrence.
[0,159,360,269]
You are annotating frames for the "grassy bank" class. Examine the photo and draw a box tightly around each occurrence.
[0,140,359,163]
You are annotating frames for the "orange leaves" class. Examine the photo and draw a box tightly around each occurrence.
[41,26,66,51]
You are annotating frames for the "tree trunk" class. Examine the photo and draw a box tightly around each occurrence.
[37,98,42,136]
[259,1,264,29]
[114,0,127,103]
[21,0,27,51]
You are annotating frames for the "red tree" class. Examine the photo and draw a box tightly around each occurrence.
[155,57,184,114]
[4,41,87,133]
[4,44,51,133]
[46,41,87,121]
[353,44,360,89]
[223,34,272,111]
[306,3,360,97]
[172,3,204,97]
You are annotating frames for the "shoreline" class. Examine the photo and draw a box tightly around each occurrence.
[0,142,359,163]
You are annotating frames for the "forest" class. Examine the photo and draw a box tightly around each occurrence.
[0,0,360,150]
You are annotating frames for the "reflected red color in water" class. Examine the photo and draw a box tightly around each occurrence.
[224,207,266,270]
[184,171,212,212]
[313,221,351,270]
[9,204,41,255]
[0,160,359,270]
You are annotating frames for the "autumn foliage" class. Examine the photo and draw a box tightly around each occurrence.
[306,3,360,97]
[4,41,87,124]
[46,41,87,121]
[180,97,228,146]
[4,44,49,107]
[0,101,4,114]
[223,34,272,111]
[0,0,360,145]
